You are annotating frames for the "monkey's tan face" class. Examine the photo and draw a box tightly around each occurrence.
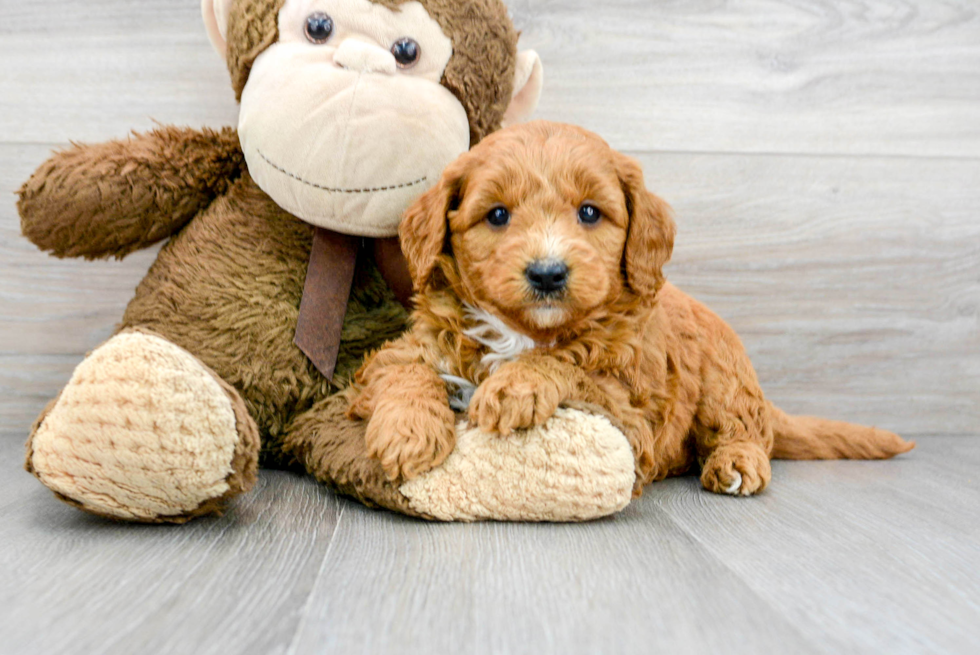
[238,0,470,236]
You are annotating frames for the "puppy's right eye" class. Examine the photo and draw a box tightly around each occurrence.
[486,206,511,227]
[578,204,602,225]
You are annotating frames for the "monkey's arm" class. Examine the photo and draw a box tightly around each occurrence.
[19,126,244,259]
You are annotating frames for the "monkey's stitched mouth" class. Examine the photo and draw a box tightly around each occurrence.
[257,150,427,194]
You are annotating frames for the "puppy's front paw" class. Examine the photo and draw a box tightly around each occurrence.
[366,401,456,482]
[700,442,772,496]
[469,363,561,435]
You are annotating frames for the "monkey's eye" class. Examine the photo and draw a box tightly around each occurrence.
[391,38,421,68]
[304,13,334,44]
[578,204,601,225]
[486,206,511,227]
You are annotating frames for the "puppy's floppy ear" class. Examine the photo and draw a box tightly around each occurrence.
[616,153,676,297]
[399,160,466,291]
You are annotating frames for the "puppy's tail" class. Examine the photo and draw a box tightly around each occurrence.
[769,404,914,460]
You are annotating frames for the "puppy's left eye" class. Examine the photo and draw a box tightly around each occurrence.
[487,206,511,227]
[578,204,601,225]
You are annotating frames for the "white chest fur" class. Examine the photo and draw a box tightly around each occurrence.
[462,304,537,372]
[439,304,538,411]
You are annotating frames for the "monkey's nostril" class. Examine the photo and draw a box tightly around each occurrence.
[525,260,569,294]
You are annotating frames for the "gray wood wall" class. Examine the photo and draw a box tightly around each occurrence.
[1,0,978,440]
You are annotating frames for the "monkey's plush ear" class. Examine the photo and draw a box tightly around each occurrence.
[202,0,234,59]
[501,51,544,128]
[616,153,676,297]
[399,163,465,291]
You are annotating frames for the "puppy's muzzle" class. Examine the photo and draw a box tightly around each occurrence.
[525,259,569,295]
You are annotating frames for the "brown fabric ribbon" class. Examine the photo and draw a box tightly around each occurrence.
[295,228,414,381]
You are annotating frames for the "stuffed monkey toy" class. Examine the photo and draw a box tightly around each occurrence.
[18,0,637,523]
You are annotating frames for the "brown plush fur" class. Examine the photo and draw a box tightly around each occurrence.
[348,122,915,493]
[227,0,518,144]
[19,0,521,520]
[19,126,244,259]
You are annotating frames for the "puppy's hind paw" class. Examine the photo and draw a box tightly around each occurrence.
[723,471,743,496]
[700,442,771,497]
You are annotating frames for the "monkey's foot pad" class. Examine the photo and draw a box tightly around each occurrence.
[400,408,636,521]
[27,331,259,522]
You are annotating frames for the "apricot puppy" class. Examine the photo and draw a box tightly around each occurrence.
[347,121,913,494]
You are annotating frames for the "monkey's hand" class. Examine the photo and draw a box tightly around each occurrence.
[19,126,244,259]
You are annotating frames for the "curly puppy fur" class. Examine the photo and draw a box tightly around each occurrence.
[348,121,914,495]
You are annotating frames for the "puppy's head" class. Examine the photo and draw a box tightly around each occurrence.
[400,121,675,337]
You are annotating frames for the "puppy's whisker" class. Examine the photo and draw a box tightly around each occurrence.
[530,290,567,302]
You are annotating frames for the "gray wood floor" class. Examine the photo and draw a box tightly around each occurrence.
[1,1,978,653]
[2,433,977,655]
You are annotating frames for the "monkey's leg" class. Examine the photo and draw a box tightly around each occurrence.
[26,328,260,523]
[283,392,425,517]
[284,392,636,522]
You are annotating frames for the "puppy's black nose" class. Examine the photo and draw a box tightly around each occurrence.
[525,260,569,294]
